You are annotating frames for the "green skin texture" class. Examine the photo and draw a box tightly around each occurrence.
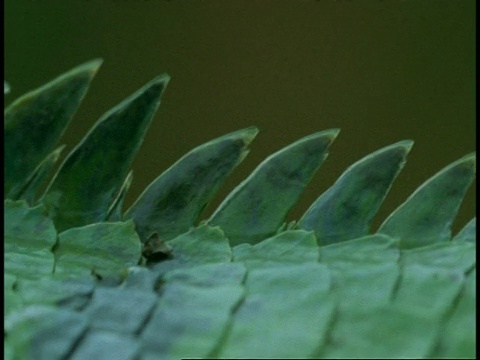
[209,129,339,245]
[42,75,170,232]
[3,61,476,359]
[299,140,413,245]
[4,60,102,200]
[125,127,259,243]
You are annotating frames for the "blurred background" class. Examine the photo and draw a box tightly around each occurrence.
[5,0,475,233]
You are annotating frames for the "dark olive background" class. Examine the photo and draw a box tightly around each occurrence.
[5,0,475,233]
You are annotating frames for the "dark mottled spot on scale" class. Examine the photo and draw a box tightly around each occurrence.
[142,232,173,262]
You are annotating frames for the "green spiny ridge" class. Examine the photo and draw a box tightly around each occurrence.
[4,61,476,359]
